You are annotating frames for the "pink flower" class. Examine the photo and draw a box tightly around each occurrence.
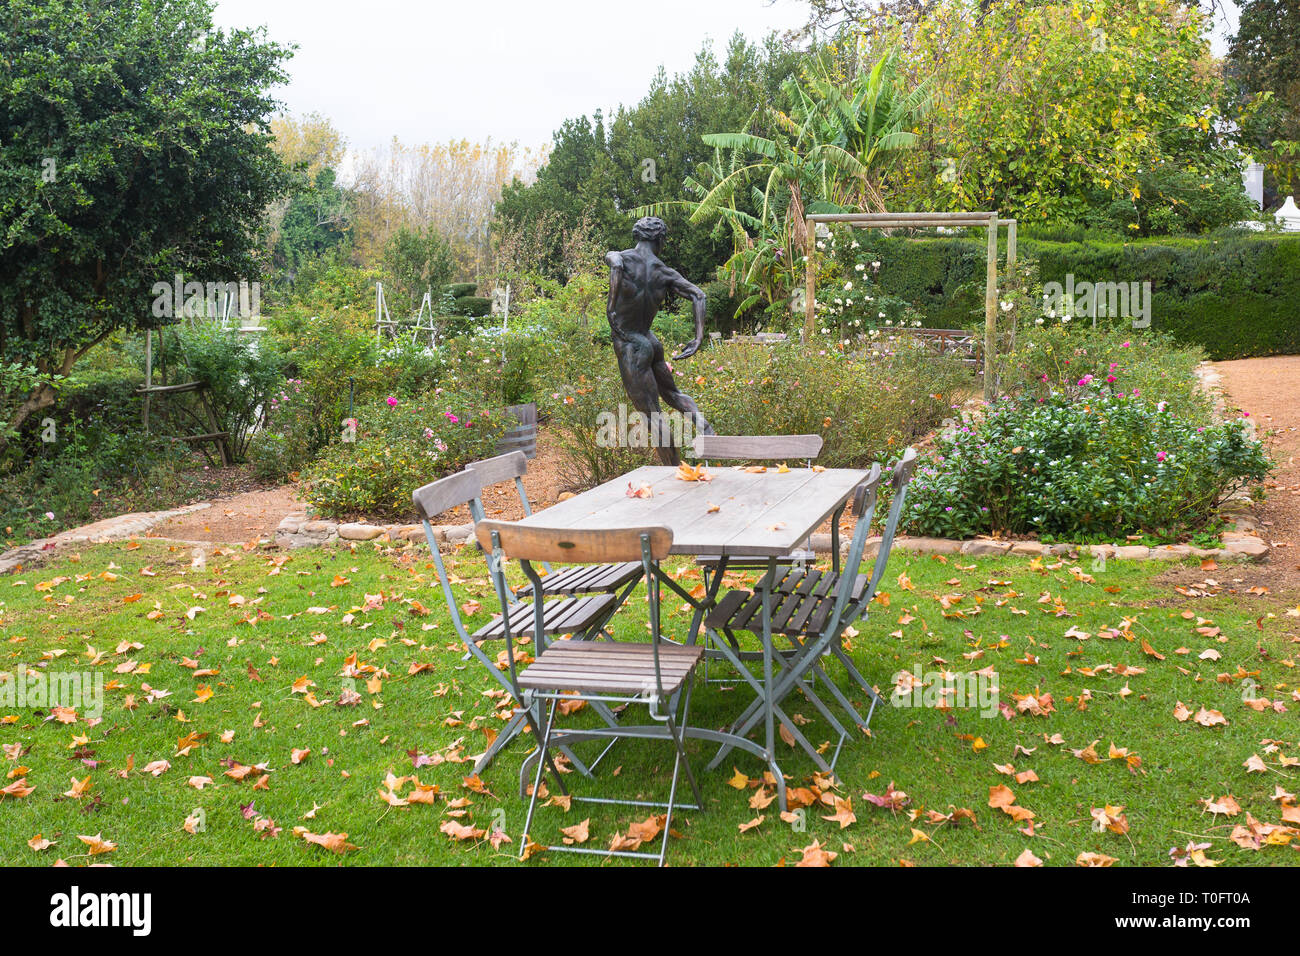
[44,511,55,520]
[1120,341,1131,347]
[444,412,459,424]
[1077,374,1094,386]
[386,396,398,407]
[1156,451,1167,462]
[423,427,434,439]
[1242,411,1251,418]
[1106,374,1117,383]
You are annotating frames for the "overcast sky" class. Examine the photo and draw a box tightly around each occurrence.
[211,0,1242,156]
[211,0,812,154]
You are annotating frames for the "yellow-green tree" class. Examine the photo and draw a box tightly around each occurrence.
[890,0,1250,231]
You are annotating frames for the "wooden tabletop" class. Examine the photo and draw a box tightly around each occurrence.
[516,465,867,557]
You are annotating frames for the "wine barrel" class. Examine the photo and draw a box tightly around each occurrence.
[495,402,537,459]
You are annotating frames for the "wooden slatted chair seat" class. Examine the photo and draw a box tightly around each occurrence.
[512,560,643,598]
[518,640,704,695]
[469,593,617,643]
[469,453,644,599]
[705,566,870,638]
[476,519,705,866]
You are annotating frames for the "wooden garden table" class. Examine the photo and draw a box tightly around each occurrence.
[516,463,869,810]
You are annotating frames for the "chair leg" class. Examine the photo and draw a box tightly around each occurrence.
[473,709,526,776]
[519,698,560,858]
[671,678,704,810]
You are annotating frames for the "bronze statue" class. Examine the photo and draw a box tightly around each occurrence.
[605,216,713,465]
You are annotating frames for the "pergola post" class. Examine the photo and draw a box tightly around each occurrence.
[799,211,1010,400]
[983,214,999,402]
[804,216,816,340]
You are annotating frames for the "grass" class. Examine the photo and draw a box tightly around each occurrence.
[0,538,1297,867]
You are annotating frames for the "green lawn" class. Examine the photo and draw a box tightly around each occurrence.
[0,539,1296,867]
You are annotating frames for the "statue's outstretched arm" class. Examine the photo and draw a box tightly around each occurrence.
[667,270,706,361]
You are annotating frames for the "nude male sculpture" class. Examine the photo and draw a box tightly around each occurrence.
[605,216,713,465]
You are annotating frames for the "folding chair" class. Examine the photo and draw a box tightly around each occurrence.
[468,452,646,601]
[689,433,828,574]
[688,434,847,684]
[411,470,619,776]
[477,519,705,867]
[702,448,919,774]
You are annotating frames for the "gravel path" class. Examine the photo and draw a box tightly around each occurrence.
[1213,355,1300,593]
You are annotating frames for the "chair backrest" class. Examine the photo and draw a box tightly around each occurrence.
[475,520,672,564]
[852,447,920,617]
[467,450,536,516]
[691,434,823,462]
[412,468,483,522]
[411,469,485,642]
[467,451,528,488]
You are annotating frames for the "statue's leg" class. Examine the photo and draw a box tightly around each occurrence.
[653,352,715,450]
[615,335,676,465]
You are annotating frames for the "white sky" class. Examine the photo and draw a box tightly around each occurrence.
[211,0,812,154]
[211,0,1242,156]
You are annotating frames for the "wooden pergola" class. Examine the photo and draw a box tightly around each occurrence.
[802,212,1017,401]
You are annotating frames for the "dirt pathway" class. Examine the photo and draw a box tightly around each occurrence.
[1213,355,1300,593]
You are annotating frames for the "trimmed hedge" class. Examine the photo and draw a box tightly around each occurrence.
[451,295,491,318]
[860,233,1300,360]
[444,282,478,298]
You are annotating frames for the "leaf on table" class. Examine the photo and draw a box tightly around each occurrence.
[626,482,654,499]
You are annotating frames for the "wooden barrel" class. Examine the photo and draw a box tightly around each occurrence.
[495,402,537,459]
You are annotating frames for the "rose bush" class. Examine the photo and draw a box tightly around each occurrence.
[302,392,503,518]
[904,386,1270,541]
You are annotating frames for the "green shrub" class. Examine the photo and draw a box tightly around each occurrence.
[160,325,284,462]
[444,282,478,298]
[267,309,388,453]
[904,390,1270,542]
[451,295,491,317]
[536,332,970,486]
[248,377,317,480]
[0,362,219,544]
[302,392,505,519]
[683,338,969,468]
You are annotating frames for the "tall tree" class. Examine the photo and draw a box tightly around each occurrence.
[1229,0,1300,198]
[888,0,1250,232]
[493,33,805,284]
[0,0,291,438]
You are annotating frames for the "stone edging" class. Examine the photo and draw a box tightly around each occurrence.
[274,513,473,552]
[0,502,214,574]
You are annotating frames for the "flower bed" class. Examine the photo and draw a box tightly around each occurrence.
[302,392,504,519]
[903,384,1269,542]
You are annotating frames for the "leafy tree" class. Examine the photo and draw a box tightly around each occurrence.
[493,34,804,284]
[639,45,929,315]
[888,0,1250,232]
[0,0,291,440]
[273,168,352,278]
[381,224,455,312]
